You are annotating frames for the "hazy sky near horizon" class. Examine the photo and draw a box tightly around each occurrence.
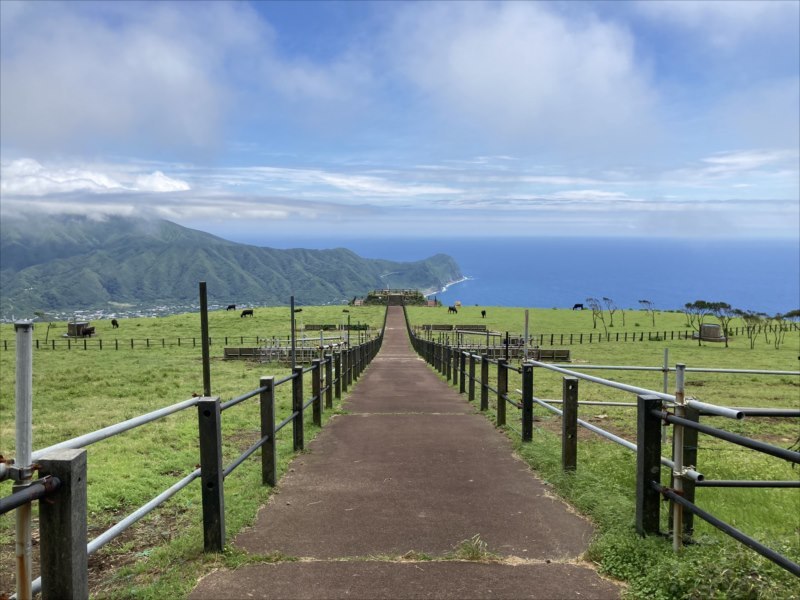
[1,0,798,242]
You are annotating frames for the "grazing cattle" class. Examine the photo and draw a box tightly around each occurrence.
[82,326,95,338]
[111,319,119,329]
[572,303,584,310]
[241,309,254,318]
[226,304,236,311]
[448,306,458,314]
[481,310,486,318]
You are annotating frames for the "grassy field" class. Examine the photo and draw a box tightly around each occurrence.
[407,305,800,599]
[0,304,797,598]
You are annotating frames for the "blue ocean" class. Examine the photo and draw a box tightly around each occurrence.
[254,237,799,315]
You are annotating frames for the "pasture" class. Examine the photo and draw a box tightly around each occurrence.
[0,303,797,598]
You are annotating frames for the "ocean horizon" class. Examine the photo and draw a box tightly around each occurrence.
[248,236,799,316]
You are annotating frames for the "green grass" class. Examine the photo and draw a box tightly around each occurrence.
[0,305,384,598]
[408,306,800,599]
[1,305,797,598]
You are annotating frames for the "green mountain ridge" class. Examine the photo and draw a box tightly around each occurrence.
[0,215,462,316]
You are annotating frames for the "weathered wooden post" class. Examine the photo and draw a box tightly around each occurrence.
[312,359,322,427]
[335,351,342,398]
[459,351,466,393]
[199,282,211,397]
[325,354,334,408]
[480,354,489,411]
[197,397,225,551]
[259,377,276,486]
[562,377,578,471]
[468,354,476,402]
[636,394,662,537]
[496,359,508,426]
[38,449,88,600]
[521,363,534,442]
[292,366,304,451]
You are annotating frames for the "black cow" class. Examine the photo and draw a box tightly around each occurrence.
[572,303,584,310]
[241,309,254,318]
[481,310,486,318]
[448,306,458,314]
[111,318,119,329]
[226,304,236,311]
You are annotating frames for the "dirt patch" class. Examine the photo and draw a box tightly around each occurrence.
[0,508,186,598]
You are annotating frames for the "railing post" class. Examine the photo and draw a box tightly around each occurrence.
[325,354,334,409]
[335,351,342,398]
[259,377,276,486]
[197,397,225,552]
[312,359,322,427]
[292,366,304,451]
[673,406,699,540]
[38,449,88,600]
[497,359,508,427]
[347,348,353,387]
[459,351,466,394]
[445,345,452,381]
[521,363,533,442]
[468,354,476,402]
[636,394,662,537]
[480,354,489,411]
[562,377,578,471]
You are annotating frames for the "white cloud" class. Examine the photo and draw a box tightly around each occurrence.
[386,2,658,152]
[0,159,190,195]
[635,1,798,48]
[135,171,191,193]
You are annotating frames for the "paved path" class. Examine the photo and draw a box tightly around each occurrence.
[191,307,620,599]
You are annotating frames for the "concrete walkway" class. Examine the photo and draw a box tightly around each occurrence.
[190,307,620,599]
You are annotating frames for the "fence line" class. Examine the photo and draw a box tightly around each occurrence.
[407,313,800,577]
[2,309,387,599]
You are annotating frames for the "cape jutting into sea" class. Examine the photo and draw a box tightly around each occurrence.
[266,237,800,316]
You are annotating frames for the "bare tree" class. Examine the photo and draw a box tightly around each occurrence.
[684,300,714,346]
[709,302,735,348]
[639,299,656,327]
[734,309,765,349]
[34,311,53,343]
[769,314,788,349]
[602,297,618,327]
[586,297,607,334]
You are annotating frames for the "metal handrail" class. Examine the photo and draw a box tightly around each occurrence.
[31,396,201,461]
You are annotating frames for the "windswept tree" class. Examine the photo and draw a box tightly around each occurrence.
[684,300,714,346]
[586,297,607,334]
[602,297,618,327]
[734,309,765,349]
[769,313,788,349]
[709,302,735,348]
[639,299,656,327]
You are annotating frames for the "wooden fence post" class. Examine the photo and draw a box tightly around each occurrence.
[197,397,225,552]
[259,377,276,486]
[325,354,333,409]
[521,363,533,442]
[459,351,466,394]
[335,351,342,399]
[38,449,88,600]
[673,406,699,539]
[480,354,489,411]
[312,359,322,427]
[497,359,508,427]
[562,377,578,471]
[292,366,304,451]
[636,394,662,536]
[468,354,476,402]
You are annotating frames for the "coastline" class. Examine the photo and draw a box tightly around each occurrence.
[424,275,472,298]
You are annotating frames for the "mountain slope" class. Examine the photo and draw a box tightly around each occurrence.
[0,215,462,316]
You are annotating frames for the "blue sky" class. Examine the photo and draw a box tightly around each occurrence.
[1,0,798,244]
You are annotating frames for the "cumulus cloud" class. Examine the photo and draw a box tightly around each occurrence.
[635,0,799,48]
[385,2,658,153]
[0,2,374,156]
[0,159,190,195]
